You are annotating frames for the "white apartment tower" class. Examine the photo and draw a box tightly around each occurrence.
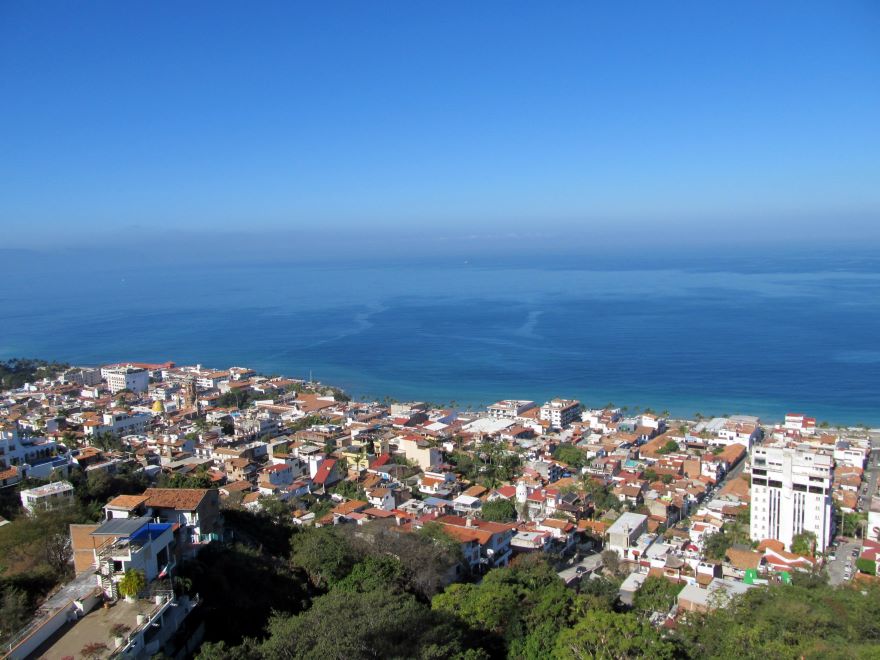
[749,445,833,553]
[539,399,581,429]
[103,366,149,394]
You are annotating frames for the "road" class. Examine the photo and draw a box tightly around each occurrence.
[857,432,880,510]
[557,552,604,586]
[710,448,749,498]
[827,539,860,586]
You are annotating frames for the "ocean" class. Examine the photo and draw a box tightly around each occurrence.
[2,249,879,425]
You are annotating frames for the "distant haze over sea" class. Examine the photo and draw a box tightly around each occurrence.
[3,244,879,425]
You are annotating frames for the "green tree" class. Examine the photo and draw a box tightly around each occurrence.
[631,576,683,614]
[601,550,620,576]
[0,588,31,645]
[432,556,574,656]
[333,556,408,594]
[261,588,485,659]
[553,443,588,469]
[258,495,291,526]
[290,526,355,589]
[480,498,517,523]
[554,609,675,659]
[117,569,146,600]
[657,440,679,454]
[790,531,816,556]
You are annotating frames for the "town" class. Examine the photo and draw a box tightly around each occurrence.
[1,358,878,659]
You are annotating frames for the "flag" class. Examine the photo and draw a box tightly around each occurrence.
[158,564,168,579]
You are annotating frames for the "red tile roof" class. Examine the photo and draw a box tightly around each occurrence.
[313,458,338,485]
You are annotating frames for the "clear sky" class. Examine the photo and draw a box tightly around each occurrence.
[1,1,879,251]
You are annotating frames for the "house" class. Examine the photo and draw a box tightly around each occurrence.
[433,515,516,573]
[759,539,817,573]
[312,457,342,493]
[677,578,755,613]
[724,546,764,578]
[365,486,396,511]
[142,488,222,552]
[20,480,75,514]
[606,512,648,559]
[87,516,176,598]
[535,517,577,553]
[0,466,21,488]
[396,434,442,469]
[419,471,457,497]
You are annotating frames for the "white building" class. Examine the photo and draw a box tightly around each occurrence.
[103,366,149,394]
[606,512,648,559]
[20,481,75,514]
[487,400,537,420]
[0,426,63,475]
[749,445,833,552]
[539,399,581,429]
[84,412,151,439]
[868,497,880,543]
[833,440,867,469]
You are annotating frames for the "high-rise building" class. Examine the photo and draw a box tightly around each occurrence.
[539,399,581,429]
[103,366,149,394]
[749,445,833,552]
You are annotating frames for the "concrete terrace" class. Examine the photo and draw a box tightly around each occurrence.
[31,596,165,660]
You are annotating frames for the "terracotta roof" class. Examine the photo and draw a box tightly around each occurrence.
[726,547,762,571]
[463,484,488,498]
[143,487,211,510]
[438,523,492,545]
[756,538,785,553]
[333,499,369,516]
[0,466,20,481]
[221,480,253,493]
[105,494,149,510]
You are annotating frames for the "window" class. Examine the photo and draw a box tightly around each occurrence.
[768,480,783,488]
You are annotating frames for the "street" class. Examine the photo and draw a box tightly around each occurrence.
[827,539,860,586]
[557,552,604,586]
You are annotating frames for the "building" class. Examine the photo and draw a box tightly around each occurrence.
[61,367,102,386]
[539,399,581,429]
[749,445,833,552]
[677,578,755,613]
[396,435,442,470]
[606,512,648,559]
[20,481,75,513]
[0,425,63,476]
[433,515,516,573]
[867,497,880,542]
[84,411,151,439]
[103,366,150,394]
[487,400,537,420]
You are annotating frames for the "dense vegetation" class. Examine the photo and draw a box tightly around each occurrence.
[0,358,69,390]
[447,441,521,488]
[188,506,880,660]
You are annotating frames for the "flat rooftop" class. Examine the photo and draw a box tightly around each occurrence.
[20,481,74,497]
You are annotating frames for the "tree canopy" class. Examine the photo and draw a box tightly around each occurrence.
[480,498,517,523]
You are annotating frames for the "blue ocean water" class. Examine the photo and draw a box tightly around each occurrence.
[2,251,879,425]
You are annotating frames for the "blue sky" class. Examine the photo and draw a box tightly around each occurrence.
[1,1,879,250]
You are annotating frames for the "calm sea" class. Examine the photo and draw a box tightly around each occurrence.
[2,250,879,425]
